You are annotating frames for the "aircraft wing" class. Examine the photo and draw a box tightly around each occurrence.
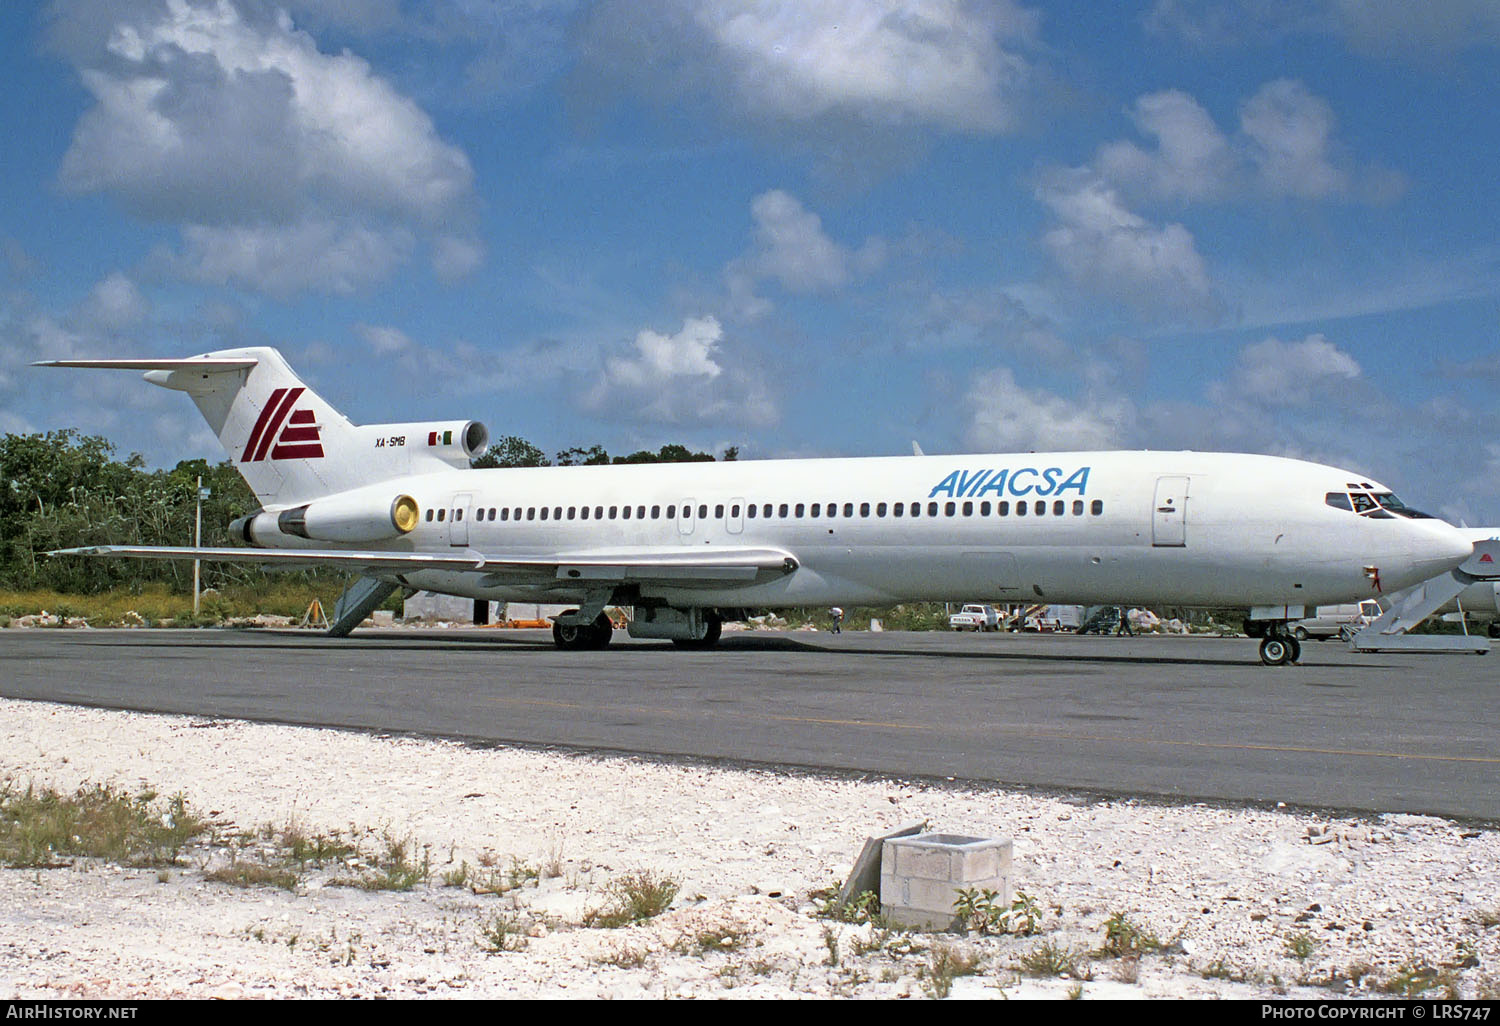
[47,545,799,589]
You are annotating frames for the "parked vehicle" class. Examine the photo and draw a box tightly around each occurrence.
[1291,601,1382,641]
[949,604,1000,631]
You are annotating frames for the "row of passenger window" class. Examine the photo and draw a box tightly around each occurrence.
[424,498,1106,523]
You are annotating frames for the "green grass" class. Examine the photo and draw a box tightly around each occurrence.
[0,782,206,868]
[583,870,680,928]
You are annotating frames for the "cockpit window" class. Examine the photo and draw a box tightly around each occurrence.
[1372,492,1436,519]
[1327,488,1436,519]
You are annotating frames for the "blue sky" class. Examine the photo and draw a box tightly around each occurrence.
[2,0,1498,522]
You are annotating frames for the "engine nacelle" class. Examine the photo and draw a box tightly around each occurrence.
[234,492,420,545]
[359,419,489,470]
[626,606,714,641]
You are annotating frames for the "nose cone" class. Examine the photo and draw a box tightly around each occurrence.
[1407,521,1479,579]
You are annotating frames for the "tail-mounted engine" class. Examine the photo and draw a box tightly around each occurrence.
[234,492,420,545]
[352,419,490,472]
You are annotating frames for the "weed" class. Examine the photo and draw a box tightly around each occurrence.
[478,912,529,954]
[818,888,882,925]
[952,887,1044,936]
[594,943,650,969]
[1379,962,1457,999]
[332,833,430,891]
[822,926,841,967]
[0,782,205,868]
[205,859,300,891]
[582,870,679,928]
[1018,938,1087,978]
[1098,911,1161,959]
[1285,932,1319,962]
[922,943,982,998]
[673,927,747,957]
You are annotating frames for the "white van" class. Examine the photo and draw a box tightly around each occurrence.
[1290,601,1382,641]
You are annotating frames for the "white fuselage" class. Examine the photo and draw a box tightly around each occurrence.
[256,450,1472,612]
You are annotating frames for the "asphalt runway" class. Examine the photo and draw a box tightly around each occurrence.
[2,627,1497,821]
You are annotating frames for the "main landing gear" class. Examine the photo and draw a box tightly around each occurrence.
[552,610,614,650]
[1258,628,1302,666]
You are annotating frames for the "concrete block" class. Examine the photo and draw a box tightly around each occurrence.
[880,832,1012,931]
[835,820,927,910]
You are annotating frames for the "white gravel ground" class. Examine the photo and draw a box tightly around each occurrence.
[1,695,1497,1000]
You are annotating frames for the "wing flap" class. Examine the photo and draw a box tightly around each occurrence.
[47,545,798,588]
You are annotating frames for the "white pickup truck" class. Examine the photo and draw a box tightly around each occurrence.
[949,604,1001,631]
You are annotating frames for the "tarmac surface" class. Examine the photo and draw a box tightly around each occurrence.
[2,627,1497,821]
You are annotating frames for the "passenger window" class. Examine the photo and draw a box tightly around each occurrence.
[539,508,548,521]
[997,501,1009,516]
[894,502,904,516]
[730,504,740,518]
[1016,502,1026,517]
[844,503,855,517]
[622,505,631,519]
[1053,500,1065,516]
[715,504,725,519]
[567,507,576,520]
[945,502,956,516]
[928,502,939,516]
[877,502,887,517]
[526,508,535,521]
[637,506,646,519]
[961,501,972,516]
[438,509,446,521]
[580,507,589,520]
[609,506,618,519]
[747,504,757,519]
[811,503,821,517]
[910,502,921,518]
[795,503,805,517]
[455,509,463,521]
[979,501,990,516]
[778,503,788,517]
[425,509,434,522]
[500,509,509,522]
[651,505,660,519]
[1091,500,1103,515]
[666,505,676,519]
[1072,500,1083,516]
[763,504,772,518]
[1034,501,1045,515]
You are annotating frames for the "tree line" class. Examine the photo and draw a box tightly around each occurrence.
[0,431,738,594]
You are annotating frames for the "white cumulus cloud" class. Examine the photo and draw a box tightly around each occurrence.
[49,0,481,295]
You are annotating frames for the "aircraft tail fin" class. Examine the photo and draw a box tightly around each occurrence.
[37,348,488,507]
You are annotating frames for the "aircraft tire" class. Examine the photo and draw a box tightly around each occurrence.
[1287,636,1302,663]
[552,610,588,650]
[1259,637,1293,666]
[672,614,723,649]
[587,614,613,650]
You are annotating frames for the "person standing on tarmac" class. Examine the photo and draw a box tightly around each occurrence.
[830,607,844,634]
[1116,608,1134,636]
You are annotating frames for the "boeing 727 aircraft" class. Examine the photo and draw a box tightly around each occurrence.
[38,348,1476,664]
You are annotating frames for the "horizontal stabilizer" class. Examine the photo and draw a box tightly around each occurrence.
[33,357,258,372]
